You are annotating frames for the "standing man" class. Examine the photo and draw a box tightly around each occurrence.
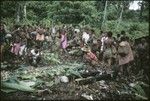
[82,28,90,46]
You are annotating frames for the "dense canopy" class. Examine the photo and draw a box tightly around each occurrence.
[1,1,149,39]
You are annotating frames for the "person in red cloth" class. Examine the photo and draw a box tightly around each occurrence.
[81,46,99,66]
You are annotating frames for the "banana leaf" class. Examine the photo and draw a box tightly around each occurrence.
[1,79,35,92]
[43,53,61,64]
[20,75,34,79]
[1,88,17,93]
[138,81,149,87]
[133,84,146,97]
[19,81,36,87]
[1,64,8,69]
[135,93,148,100]
[130,82,147,99]
[66,69,82,78]
[45,81,54,87]
[50,58,61,64]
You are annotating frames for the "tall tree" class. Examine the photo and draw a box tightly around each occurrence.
[16,2,21,23]
[138,0,148,22]
[23,1,27,20]
[116,2,124,30]
[101,0,108,30]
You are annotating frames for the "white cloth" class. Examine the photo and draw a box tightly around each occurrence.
[31,49,39,59]
[5,34,12,38]
[100,36,108,51]
[19,45,26,56]
[82,32,90,44]
[52,27,56,34]
[45,36,52,42]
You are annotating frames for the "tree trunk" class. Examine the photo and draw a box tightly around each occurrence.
[100,0,106,11]
[75,74,112,85]
[139,1,144,22]
[16,3,20,23]
[23,2,27,20]
[81,71,100,78]
[116,3,124,30]
[101,0,108,30]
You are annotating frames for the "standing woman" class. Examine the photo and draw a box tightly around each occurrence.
[60,27,68,54]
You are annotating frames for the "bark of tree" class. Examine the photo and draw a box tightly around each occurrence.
[116,3,124,30]
[101,0,108,30]
[81,71,100,78]
[23,2,27,20]
[16,3,20,23]
[75,74,112,85]
[139,1,144,22]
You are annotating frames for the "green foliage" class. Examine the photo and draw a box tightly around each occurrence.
[126,22,148,39]
[1,1,149,40]
[39,18,51,27]
[42,61,85,78]
[42,52,61,65]
[130,82,148,100]
[0,1,16,18]
[100,21,149,40]
[21,19,35,26]
[1,79,35,93]
[107,4,119,20]
[1,18,14,30]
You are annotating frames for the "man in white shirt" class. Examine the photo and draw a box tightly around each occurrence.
[52,27,56,35]
[82,31,90,45]
[100,33,108,52]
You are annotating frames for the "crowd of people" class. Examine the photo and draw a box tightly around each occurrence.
[0,22,149,78]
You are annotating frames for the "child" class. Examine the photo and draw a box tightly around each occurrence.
[28,46,41,67]
[82,46,99,66]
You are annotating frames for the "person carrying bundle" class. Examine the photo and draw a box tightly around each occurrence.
[118,36,134,76]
